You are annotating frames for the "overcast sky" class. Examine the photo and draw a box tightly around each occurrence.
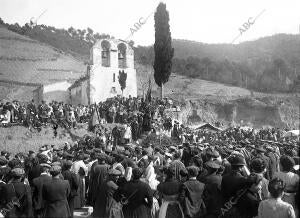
[1,0,299,45]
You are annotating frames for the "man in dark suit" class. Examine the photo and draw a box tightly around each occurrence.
[87,153,109,207]
[0,168,33,218]
[32,163,52,218]
[62,160,79,218]
[254,145,271,180]
[179,166,206,218]
[28,157,42,186]
[119,167,153,218]
[202,161,222,187]
[221,155,251,201]
[43,165,71,218]
[202,161,223,217]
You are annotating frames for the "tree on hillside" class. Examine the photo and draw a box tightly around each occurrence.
[154,2,174,99]
[273,58,287,81]
[202,57,212,79]
[86,27,95,43]
[87,27,93,35]
[68,27,77,37]
[77,29,86,40]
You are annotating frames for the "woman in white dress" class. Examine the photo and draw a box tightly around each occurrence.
[258,178,296,218]
[273,155,299,216]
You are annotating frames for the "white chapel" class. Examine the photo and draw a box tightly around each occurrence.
[69,38,137,104]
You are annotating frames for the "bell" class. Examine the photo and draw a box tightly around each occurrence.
[118,52,124,59]
[102,51,107,58]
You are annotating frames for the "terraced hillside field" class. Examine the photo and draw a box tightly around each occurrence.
[0,26,86,100]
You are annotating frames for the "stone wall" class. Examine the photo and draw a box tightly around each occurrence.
[70,80,89,105]
[43,81,72,103]
[89,66,137,103]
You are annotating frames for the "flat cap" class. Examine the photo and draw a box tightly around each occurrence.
[108,169,121,176]
[93,148,102,153]
[39,146,47,152]
[40,163,51,168]
[124,150,131,156]
[206,148,220,158]
[255,145,266,152]
[229,155,246,166]
[165,152,172,158]
[52,161,62,166]
[205,160,221,169]
[0,156,8,165]
[169,146,177,151]
[11,167,25,177]
[64,160,73,168]
[52,145,61,151]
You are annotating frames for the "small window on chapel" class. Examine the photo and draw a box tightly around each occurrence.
[113,73,115,82]
[111,87,117,94]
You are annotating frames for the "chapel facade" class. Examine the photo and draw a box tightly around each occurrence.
[69,39,137,105]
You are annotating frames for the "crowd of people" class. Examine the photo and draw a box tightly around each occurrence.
[0,96,299,218]
[0,96,172,128]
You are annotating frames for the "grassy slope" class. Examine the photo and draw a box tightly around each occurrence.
[0,124,92,154]
[0,26,86,101]
[137,63,259,100]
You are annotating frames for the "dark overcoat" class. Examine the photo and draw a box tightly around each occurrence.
[179,178,205,218]
[221,170,249,201]
[42,178,71,218]
[93,180,123,218]
[0,181,33,218]
[120,179,153,218]
[32,174,52,211]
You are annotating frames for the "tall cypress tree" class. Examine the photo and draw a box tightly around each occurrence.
[154,2,174,99]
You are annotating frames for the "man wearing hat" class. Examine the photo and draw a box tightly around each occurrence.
[0,156,8,167]
[120,167,153,218]
[28,155,46,186]
[87,153,110,207]
[250,158,269,200]
[204,148,220,163]
[254,144,271,180]
[28,150,36,158]
[221,155,250,201]
[202,161,223,218]
[265,145,278,179]
[92,169,122,218]
[181,143,192,166]
[32,163,52,218]
[62,160,79,218]
[202,161,222,187]
[1,167,33,217]
[0,155,9,186]
[43,165,71,218]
